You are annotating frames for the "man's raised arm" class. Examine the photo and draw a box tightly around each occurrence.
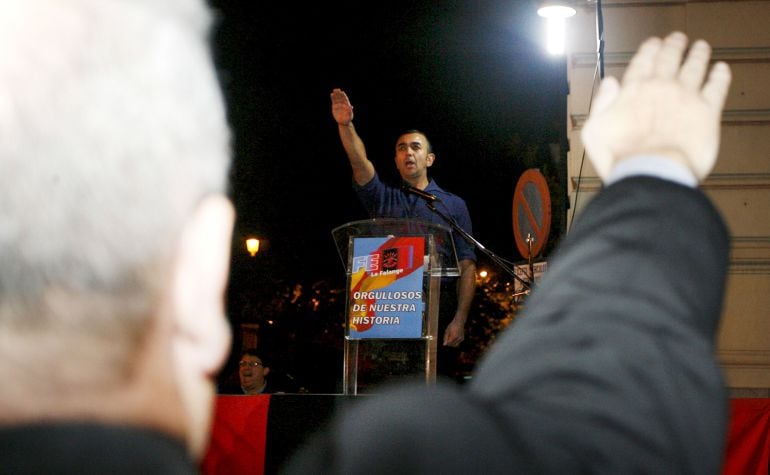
[330,88,375,186]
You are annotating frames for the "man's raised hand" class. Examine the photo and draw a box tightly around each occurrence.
[582,32,732,182]
[331,88,354,126]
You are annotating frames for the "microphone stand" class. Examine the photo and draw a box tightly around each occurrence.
[425,201,533,293]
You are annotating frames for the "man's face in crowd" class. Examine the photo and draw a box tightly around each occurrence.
[239,354,269,393]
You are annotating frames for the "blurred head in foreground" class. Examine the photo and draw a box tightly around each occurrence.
[0,0,234,458]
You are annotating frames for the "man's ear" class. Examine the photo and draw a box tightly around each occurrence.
[426,153,436,167]
[171,194,234,379]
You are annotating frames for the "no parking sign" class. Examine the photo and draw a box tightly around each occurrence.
[512,169,551,259]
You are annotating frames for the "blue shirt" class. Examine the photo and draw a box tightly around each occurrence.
[354,173,476,263]
[607,155,697,188]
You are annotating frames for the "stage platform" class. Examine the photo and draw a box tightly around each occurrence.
[201,395,770,474]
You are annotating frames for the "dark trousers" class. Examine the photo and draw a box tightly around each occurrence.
[436,279,460,381]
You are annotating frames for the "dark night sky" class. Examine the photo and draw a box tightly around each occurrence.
[208,0,568,295]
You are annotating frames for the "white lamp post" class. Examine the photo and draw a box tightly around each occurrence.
[537,2,577,56]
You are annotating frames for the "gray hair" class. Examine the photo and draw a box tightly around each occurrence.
[0,0,231,391]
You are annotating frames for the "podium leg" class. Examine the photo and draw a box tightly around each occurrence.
[425,274,440,384]
[343,339,359,395]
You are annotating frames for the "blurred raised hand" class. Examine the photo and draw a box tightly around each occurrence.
[582,32,732,182]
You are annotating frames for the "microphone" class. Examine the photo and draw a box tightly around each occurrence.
[401,183,439,202]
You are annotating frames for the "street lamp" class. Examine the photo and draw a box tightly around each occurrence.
[537,2,577,55]
[246,238,260,257]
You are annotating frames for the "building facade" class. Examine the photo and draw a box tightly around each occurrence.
[565,0,770,394]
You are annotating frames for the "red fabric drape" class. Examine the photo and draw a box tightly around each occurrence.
[723,399,770,475]
[200,396,770,475]
[201,395,270,475]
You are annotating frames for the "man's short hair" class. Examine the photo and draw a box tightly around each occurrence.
[398,129,433,154]
[0,0,231,399]
[241,349,271,369]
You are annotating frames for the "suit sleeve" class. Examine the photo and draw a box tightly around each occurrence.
[471,176,730,474]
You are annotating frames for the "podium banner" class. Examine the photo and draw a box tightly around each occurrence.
[348,236,425,339]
